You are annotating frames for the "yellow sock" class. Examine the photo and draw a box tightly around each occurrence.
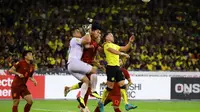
[101,88,110,103]
[70,83,80,90]
[120,89,128,104]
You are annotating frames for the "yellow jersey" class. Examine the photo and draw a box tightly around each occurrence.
[104,42,120,66]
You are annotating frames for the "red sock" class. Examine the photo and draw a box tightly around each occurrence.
[84,87,91,105]
[114,108,121,112]
[94,106,100,112]
[24,103,32,112]
[12,106,18,112]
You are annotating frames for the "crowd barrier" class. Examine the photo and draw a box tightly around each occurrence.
[0,70,200,100]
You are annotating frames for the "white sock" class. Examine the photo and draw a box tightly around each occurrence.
[90,74,97,92]
[80,83,88,98]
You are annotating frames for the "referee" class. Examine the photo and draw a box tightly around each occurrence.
[98,32,137,112]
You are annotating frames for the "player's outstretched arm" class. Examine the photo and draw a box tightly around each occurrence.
[8,66,24,78]
[119,35,134,52]
[107,48,130,58]
[81,24,92,45]
[127,78,133,85]
[29,76,37,86]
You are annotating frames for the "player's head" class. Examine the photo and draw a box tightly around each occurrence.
[95,34,101,44]
[23,50,33,61]
[91,23,102,40]
[71,28,82,38]
[104,32,114,43]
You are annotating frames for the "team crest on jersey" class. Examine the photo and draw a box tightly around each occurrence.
[76,38,80,42]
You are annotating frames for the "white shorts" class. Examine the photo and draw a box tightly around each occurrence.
[68,59,92,80]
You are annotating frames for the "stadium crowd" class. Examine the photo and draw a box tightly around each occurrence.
[0,0,200,71]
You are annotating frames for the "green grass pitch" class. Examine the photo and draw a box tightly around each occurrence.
[0,100,199,112]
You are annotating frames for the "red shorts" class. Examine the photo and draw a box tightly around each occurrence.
[106,95,121,107]
[11,86,31,99]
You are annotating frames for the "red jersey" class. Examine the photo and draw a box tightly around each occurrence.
[81,40,99,64]
[108,68,130,96]
[11,60,34,87]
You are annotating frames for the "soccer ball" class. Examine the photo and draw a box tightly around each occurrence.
[142,0,151,2]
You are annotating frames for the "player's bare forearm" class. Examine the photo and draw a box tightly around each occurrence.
[107,48,129,58]
[9,66,21,76]
[119,42,132,52]
[107,48,121,55]
[127,78,132,85]
[29,77,37,86]
[119,35,134,52]
[29,77,35,82]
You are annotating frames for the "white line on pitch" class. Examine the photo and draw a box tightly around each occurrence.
[33,108,75,112]
[138,109,177,112]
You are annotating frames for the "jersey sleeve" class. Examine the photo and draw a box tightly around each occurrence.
[121,68,130,79]
[74,38,82,45]
[13,61,21,70]
[104,43,120,51]
[104,43,112,50]
[116,44,120,50]
[29,66,34,77]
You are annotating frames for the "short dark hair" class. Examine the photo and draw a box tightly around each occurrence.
[70,27,78,36]
[92,23,102,31]
[22,50,32,58]
[103,32,111,41]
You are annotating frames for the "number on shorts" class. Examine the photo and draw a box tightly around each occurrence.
[114,100,119,105]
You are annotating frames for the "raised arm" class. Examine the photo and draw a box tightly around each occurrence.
[107,48,130,58]
[119,35,134,52]
[81,32,91,45]
[81,24,92,45]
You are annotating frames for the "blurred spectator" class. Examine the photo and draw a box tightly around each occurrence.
[0,0,199,71]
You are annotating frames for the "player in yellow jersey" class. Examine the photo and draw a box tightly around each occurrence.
[98,32,137,112]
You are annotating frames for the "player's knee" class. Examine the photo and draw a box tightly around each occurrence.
[120,85,126,89]
[85,80,90,85]
[13,99,20,106]
[85,79,90,85]
[91,67,97,74]
[27,99,33,105]
[82,76,90,84]
[106,87,113,91]
[30,100,33,105]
